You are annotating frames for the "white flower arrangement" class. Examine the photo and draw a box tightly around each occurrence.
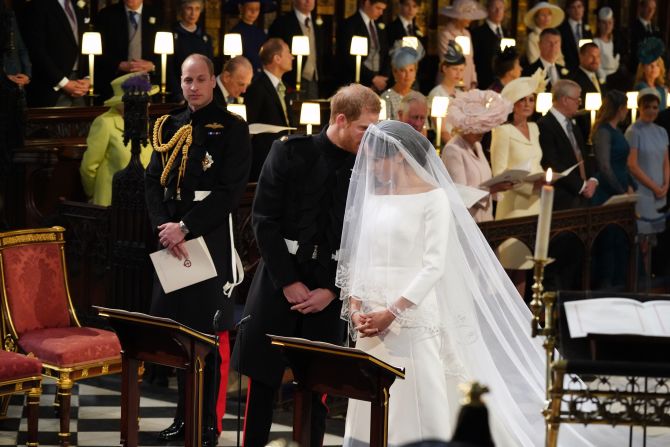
[378,22,385,30]
[149,16,156,24]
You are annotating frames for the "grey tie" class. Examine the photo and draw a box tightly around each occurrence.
[575,23,581,41]
[496,26,502,39]
[128,11,138,31]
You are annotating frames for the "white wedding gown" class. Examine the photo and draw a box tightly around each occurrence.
[341,188,670,447]
[343,189,459,446]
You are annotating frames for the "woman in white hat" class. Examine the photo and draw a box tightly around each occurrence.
[442,89,513,222]
[79,73,157,206]
[523,1,565,65]
[491,70,547,220]
[592,6,622,87]
[437,0,486,90]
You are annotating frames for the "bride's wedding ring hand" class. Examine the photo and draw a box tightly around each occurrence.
[357,310,395,337]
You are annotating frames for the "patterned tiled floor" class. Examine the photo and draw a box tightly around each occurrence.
[0,375,345,447]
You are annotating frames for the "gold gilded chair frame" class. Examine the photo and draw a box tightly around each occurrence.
[0,227,122,447]
[0,369,41,447]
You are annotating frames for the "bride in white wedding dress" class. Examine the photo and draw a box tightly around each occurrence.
[335,120,668,447]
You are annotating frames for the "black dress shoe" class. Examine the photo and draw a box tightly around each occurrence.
[157,419,185,441]
[202,425,219,447]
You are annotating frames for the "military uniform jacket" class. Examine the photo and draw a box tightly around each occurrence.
[145,101,251,333]
[232,128,354,386]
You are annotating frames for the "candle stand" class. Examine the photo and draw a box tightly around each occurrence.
[529,256,555,399]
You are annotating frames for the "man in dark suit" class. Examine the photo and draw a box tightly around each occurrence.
[471,0,506,91]
[337,0,389,93]
[145,54,251,446]
[21,0,89,107]
[386,0,424,47]
[629,0,662,69]
[570,42,602,140]
[93,0,161,102]
[523,28,569,92]
[244,38,294,181]
[538,79,598,290]
[213,55,253,108]
[232,83,381,447]
[268,0,324,99]
[557,0,592,72]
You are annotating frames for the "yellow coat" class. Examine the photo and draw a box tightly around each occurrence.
[490,123,543,220]
[80,108,153,206]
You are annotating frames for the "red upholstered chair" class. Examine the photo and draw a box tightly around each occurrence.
[0,227,122,447]
[0,350,41,446]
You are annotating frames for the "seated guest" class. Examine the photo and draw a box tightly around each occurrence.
[471,0,507,90]
[488,46,521,92]
[428,41,465,145]
[381,46,422,120]
[94,0,162,102]
[442,89,512,222]
[213,55,254,107]
[396,90,428,135]
[593,7,626,90]
[168,0,213,102]
[337,0,389,93]
[231,0,267,77]
[268,0,324,99]
[21,0,89,107]
[80,73,156,206]
[437,0,486,90]
[523,28,569,92]
[626,88,669,268]
[523,1,564,66]
[570,42,602,139]
[634,37,668,110]
[491,72,546,220]
[590,90,631,289]
[245,38,294,181]
[557,0,592,72]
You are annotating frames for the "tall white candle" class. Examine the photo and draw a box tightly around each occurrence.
[534,169,554,260]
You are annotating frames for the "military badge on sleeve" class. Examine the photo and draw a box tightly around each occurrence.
[202,152,214,171]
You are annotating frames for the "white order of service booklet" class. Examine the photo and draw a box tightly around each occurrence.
[150,236,217,293]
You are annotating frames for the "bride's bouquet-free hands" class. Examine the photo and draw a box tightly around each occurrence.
[353,309,396,337]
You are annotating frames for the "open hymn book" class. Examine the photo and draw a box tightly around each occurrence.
[479,161,582,188]
[564,298,670,338]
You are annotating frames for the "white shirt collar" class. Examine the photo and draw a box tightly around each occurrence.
[216,75,230,100]
[540,57,555,68]
[359,9,372,28]
[399,16,412,29]
[294,9,310,25]
[549,107,571,128]
[579,66,597,78]
[568,18,581,28]
[639,17,651,27]
[124,3,143,14]
[486,20,502,34]
[264,69,281,88]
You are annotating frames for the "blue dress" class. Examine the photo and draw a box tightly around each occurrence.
[230,21,267,76]
[634,82,668,111]
[591,123,631,205]
[625,120,669,234]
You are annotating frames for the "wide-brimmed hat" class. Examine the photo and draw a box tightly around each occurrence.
[500,68,547,103]
[446,89,513,134]
[523,2,564,30]
[104,72,159,107]
[439,0,487,21]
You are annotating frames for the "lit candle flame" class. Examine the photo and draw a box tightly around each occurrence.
[546,168,553,184]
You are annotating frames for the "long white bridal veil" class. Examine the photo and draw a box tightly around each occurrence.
[336,121,640,446]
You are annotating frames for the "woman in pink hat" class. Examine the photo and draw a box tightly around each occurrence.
[437,0,486,90]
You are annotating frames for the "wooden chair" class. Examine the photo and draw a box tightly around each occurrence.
[0,350,42,446]
[0,227,122,446]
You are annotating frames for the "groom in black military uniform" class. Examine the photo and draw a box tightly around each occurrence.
[145,53,251,446]
[232,83,381,447]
